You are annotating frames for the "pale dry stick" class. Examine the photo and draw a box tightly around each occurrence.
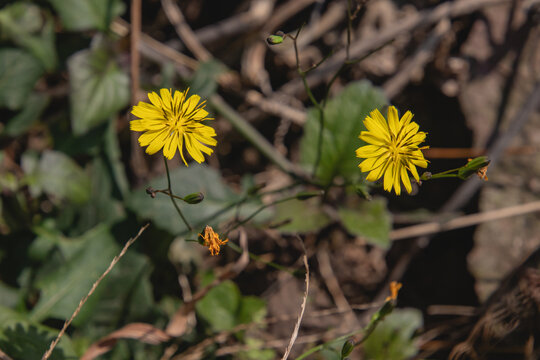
[161,0,211,62]
[245,90,307,125]
[390,200,540,241]
[194,0,276,44]
[112,18,198,71]
[317,246,359,331]
[281,238,310,360]
[383,18,451,99]
[130,0,141,105]
[41,223,150,360]
[280,0,512,95]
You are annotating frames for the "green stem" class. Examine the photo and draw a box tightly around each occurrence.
[227,241,299,275]
[164,157,193,232]
[226,195,298,234]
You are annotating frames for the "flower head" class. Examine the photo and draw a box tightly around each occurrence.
[131,88,217,165]
[200,225,228,256]
[356,106,428,195]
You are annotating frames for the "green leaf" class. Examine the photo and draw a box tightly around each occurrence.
[68,44,129,135]
[127,164,265,234]
[363,308,423,360]
[196,280,241,332]
[23,150,91,205]
[272,198,331,234]
[4,92,50,136]
[300,81,387,186]
[74,156,125,233]
[0,306,77,360]
[237,296,267,325]
[0,282,20,308]
[189,59,227,98]
[48,0,125,31]
[30,225,118,322]
[0,3,57,71]
[338,198,391,248]
[104,119,130,198]
[0,48,44,110]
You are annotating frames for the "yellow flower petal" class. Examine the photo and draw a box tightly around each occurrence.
[130,88,217,164]
[356,106,428,195]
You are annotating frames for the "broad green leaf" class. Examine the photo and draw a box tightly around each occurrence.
[0,306,76,359]
[196,280,241,331]
[4,93,49,136]
[30,225,118,322]
[0,3,57,70]
[0,48,44,110]
[0,282,19,308]
[48,0,125,31]
[68,45,129,135]
[338,198,391,248]
[189,59,227,98]
[127,164,265,235]
[363,308,423,360]
[272,198,331,234]
[300,81,387,186]
[23,150,91,205]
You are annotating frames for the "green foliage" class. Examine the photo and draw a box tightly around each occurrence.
[189,59,227,98]
[0,48,44,110]
[272,198,331,233]
[0,306,77,359]
[4,93,50,137]
[0,3,57,71]
[128,164,265,234]
[68,40,130,135]
[300,81,387,186]
[48,0,125,32]
[22,150,91,205]
[196,280,267,332]
[338,198,391,248]
[363,308,423,360]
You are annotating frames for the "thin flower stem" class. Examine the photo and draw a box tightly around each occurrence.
[227,241,298,275]
[226,195,298,234]
[164,157,193,232]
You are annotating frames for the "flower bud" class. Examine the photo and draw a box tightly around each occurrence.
[266,34,284,45]
[341,339,355,357]
[183,192,204,204]
[458,156,490,180]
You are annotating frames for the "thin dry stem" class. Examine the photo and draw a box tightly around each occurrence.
[41,223,150,360]
[281,237,309,360]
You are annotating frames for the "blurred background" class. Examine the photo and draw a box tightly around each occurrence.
[0,0,539,359]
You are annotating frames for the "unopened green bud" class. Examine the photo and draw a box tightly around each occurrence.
[266,34,284,45]
[457,156,490,180]
[296,190,323,200]
[183,192,204,204]
[341,339,355,357]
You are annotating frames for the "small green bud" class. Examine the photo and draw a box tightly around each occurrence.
[341,339,355,357]
[247,183,266,196]
[354,184,372,200]
[266,34,284,45]
[183,192,204,204]
[295,190,323,200]
[457,156,490,180]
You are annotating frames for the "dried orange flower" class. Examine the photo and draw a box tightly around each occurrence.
[477,165,489,181]
[200,225,228,256]
[385,281,403,302]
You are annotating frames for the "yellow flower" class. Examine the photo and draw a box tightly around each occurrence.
[356,106,428,195]
[200,225,228,256]
[131,88,217,165]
